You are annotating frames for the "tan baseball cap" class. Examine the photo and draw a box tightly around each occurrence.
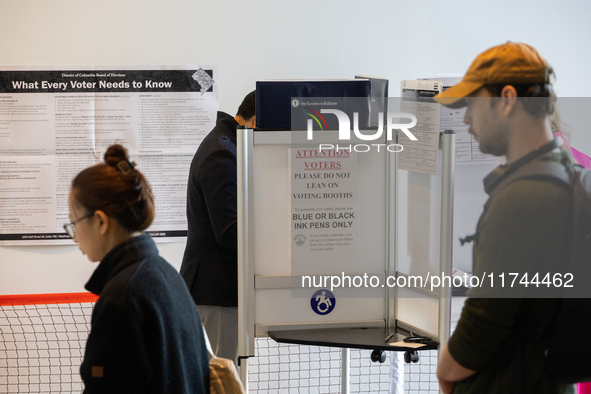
[434,42,553,108]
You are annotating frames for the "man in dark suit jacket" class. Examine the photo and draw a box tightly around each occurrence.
[180,91,255,363]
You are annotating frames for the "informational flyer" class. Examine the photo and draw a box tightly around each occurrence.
[289,147,358,263]
[0,66,218,245]
[397,80,442,175]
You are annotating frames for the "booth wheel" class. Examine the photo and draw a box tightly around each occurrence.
[404,350,419,363]
[370,349,387,363]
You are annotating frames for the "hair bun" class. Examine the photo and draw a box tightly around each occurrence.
[104,144,129,167]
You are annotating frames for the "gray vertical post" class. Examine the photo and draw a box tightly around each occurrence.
[438,130,455,363]
[387,132,398,332]
[237,126,255,390]
[341,348,350,394]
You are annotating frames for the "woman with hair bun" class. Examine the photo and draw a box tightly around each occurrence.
[66,144,209,394]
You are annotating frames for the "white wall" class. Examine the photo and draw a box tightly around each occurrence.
[1,0,590,295]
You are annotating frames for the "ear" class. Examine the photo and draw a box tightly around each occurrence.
[500,85,518,115]
[245,116,256,128]
[94,210,110,236]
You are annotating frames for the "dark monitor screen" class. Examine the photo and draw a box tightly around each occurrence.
[256,80,371,130]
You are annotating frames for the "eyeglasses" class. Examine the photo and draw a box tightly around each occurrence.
[63,212,94,238]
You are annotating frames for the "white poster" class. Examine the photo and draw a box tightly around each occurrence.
[289,147,358,261]
[0,66,218,245]
[397,80,442,175]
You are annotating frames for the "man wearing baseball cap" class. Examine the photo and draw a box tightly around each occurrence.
[435,42,574,393]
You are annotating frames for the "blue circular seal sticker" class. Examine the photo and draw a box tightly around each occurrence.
[311,289,336,315]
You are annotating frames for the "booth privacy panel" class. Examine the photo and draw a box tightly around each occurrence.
[253,145,290,276]
[396,157,443,276]
[397,289,440,336]
[255,289,386,329]
[251,136,388,330]
[252,142,388,277]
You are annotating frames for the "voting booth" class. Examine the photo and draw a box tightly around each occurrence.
[235,80,458,392]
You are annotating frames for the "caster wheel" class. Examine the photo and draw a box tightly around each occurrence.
[371,349,386,363]
[404,350,419,363]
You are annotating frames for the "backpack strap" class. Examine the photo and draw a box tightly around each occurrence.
[459,139,576,250]
[484,160,572,211]
[512,334,524,394]
[483,138,562,193]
